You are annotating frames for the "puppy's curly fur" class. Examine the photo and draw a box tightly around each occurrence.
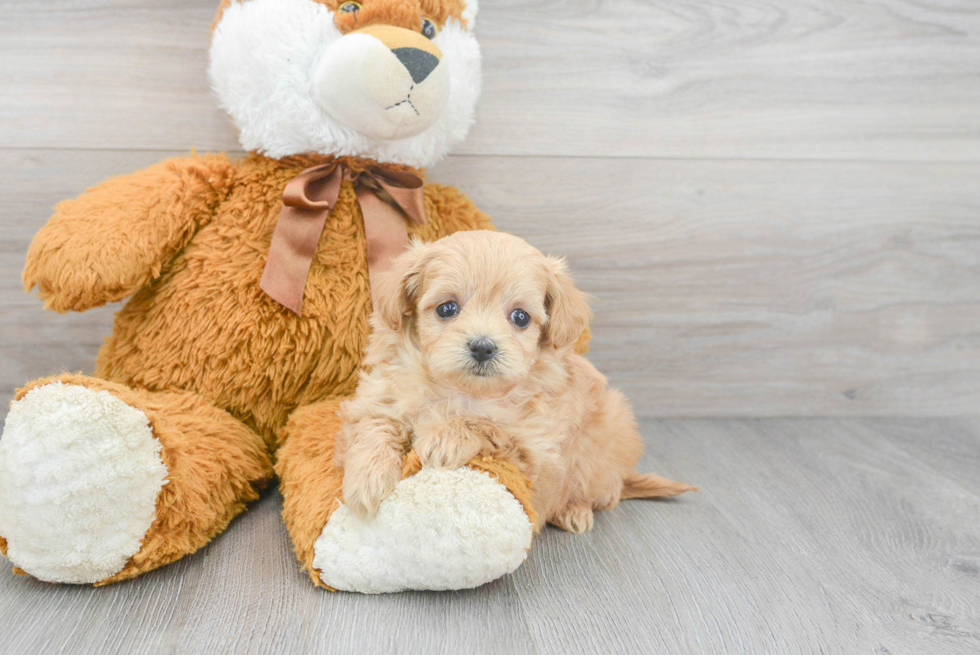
[337,231,695,532]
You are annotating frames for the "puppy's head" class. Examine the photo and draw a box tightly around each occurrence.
[374,231,592,397]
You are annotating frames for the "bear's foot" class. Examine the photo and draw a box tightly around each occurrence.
[0,382,167,584]
[313,466,534,594]
[0,374,274,585]
[277,397,539,594]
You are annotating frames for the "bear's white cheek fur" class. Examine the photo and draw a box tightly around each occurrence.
[208,0,481,168]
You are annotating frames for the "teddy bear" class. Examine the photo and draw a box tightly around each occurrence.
[0,0,556,593]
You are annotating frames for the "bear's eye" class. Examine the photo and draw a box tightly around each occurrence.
[339,2,360,13]
[511,309,531,329]
[421,18,437,39]
[437,301,459,319]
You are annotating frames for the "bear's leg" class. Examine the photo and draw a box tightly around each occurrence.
[0,374,273,585]
[277,397,538,593]
[274,397,347,590]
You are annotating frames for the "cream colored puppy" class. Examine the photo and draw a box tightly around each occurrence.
[336,231,695,532]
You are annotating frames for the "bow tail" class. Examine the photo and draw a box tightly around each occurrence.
[260,205,332,316]
[356,186,412,300]
[260,163,344,316]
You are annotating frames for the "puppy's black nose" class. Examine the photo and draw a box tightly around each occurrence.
[392,47,440,84]
[469,338,497,363]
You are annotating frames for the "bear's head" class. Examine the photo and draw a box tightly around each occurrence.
[209,0,480,168]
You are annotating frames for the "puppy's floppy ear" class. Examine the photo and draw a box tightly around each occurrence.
[543,256,592,349]
[374,239,432,332]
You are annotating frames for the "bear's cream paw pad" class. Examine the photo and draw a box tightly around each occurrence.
[0,383,168,584]
[313,467,533,594]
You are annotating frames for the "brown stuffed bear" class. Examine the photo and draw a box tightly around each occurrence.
[0,0,555,593]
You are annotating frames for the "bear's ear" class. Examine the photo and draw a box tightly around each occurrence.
[461,0,478,30]
[212,0,234,32]
[542,256,593,349]
[374,240,433,332]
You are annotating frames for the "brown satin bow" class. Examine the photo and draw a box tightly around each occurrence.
[260,162,427,316]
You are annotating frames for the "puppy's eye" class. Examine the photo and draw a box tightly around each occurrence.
[436,301,459,319]
[339,1,361,13]
[421,18,437,39]
[511,309,531,329]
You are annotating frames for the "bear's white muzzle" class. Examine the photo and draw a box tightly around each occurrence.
[312,27,449,141]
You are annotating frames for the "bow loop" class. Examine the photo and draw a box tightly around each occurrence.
[360,166,428,226]
[260,162,427,316]
[281,162,344,211]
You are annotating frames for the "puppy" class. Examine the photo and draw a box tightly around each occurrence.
[336,231,695,532]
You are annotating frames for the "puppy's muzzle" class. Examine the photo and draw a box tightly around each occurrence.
[468,337,497,364]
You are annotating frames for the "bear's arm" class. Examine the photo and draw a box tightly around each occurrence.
[23,153,236,313]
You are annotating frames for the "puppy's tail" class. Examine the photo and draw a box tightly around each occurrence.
[622,473,698,499]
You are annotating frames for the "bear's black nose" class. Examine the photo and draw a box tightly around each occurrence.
[468,338,497,363]
[392,47,440,84]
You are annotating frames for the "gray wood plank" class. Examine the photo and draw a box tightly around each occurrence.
[2,418,979,654]
[856,417,980,497]
[435,155,980,418]
[2,149,978,417]
[0,525,206,654]
[0,486,537,655]
[1,0,978,160]
[509,418,980,654]
[171,492,537,655]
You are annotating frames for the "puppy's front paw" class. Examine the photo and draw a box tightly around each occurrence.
[415,429,483,470]
[550,503,595,534]
[342,459,402,519]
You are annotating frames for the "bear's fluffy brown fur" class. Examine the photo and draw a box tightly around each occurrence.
[2,0,589,588]
[15,153,494,584]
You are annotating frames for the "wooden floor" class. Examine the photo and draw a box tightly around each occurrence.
[0,418,977,655]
